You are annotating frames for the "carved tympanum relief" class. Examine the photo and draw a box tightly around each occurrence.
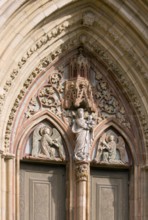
[25,123,66,161]
[93,129,129,166]
[24,49,131,163]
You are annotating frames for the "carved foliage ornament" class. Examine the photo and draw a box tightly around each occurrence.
[4,35,148,152]
[22,51,132,163]
[1,10,147,114]
[1,11,147,152]
[94,72,130,128]
[25,72,64,118]
[4,37,80,151]
[25,51,130,131]
[75,163,89,182]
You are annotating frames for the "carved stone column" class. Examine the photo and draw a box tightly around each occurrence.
[1,153,6,220]
[4,153,15,220]
[0,152,15,220]
[75,161,90,220]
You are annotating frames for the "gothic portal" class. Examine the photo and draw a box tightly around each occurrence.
[4,48,145,220]
[0,1,147,220]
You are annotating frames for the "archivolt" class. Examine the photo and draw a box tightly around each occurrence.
[0,0,147,162]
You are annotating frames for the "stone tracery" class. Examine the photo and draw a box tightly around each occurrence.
[63,50,97,112]
[24,49,131,134]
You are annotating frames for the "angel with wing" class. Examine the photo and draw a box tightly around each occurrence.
[94,132,127,164]
[116,136,127,163]
[31,125,65,161]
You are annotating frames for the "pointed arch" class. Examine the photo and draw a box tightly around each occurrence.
[5,44,145,166]
[0,2,147,220]
[14,110,74,160]
[91,118,140,165]
[0,1,147,159]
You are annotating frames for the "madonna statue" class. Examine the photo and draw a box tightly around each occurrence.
[72,108,93,161]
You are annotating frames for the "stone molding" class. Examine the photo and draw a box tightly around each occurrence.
[3,34,148,153]
[4,48,131,151]
[0,20,70,112]
[0,6,147,113]
[0,5,147,155]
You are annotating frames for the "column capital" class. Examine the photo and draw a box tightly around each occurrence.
[75,161,90,182]
[2,152,15,160]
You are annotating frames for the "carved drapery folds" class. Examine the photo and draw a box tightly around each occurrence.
[25,123,66,161]
[93,129,129,166]
[72,108,95,162]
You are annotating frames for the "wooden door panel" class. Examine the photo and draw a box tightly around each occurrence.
[20,163,66,220]
[91,170,128,220]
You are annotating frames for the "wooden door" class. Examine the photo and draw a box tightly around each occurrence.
[20,163,66,220]
[90,169,128,220]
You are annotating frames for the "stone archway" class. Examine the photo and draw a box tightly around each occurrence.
[5,47,141,220]
[0,1,147,220]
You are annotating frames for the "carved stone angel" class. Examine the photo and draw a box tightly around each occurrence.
[94,132,128,164]
[32,125,65,161]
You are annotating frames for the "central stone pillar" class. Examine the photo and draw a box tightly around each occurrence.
[75,161,90,220]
